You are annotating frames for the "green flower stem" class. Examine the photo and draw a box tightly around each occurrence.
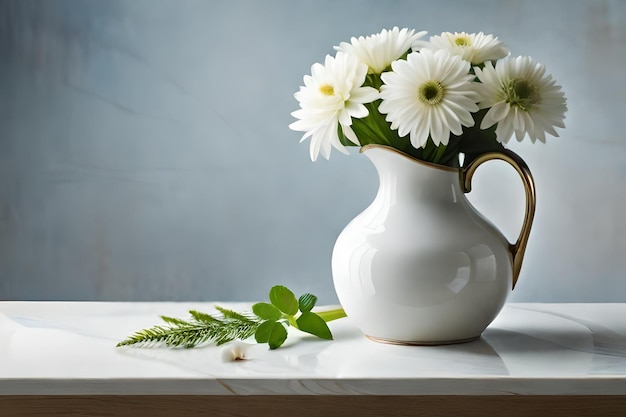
[431,143,448,164]
[316,307,347,322]
[286,314,299,329]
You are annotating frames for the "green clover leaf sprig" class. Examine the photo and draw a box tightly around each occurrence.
[252,285,332,349]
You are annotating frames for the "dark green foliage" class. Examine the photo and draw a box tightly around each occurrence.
[298,293,317,312]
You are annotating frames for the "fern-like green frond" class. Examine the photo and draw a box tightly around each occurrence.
[160,315,192,326]
[117,308,261,348]
[214,306,256,323]
[189,310,221,324]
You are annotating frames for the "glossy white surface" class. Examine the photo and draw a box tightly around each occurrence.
[332,146,514,343]
[1,302,626,395]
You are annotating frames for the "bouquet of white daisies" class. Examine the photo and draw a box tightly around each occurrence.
[289,28,567,167]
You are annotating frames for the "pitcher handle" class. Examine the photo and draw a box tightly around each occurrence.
[461,150,536,289]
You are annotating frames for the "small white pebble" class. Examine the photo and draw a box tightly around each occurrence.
[220,341,253,362]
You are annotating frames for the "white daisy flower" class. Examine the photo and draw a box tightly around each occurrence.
[378,48,480,148]
[334,27,428,74]
[289,52,379,161]
[474,56,567,143]
[425,32,509,65]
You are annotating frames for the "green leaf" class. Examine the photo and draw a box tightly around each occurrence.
[269,285,298,315]
[254,321,275,343]
[255,321,288,349]
[268,322,288,349]
[298,293,317,312]
[296,312,333,340]
[252,302,282,321]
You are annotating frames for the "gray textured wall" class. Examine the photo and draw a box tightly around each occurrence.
[1,0,625,303]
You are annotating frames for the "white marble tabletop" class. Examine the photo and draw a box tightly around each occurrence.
[1,302,625,396]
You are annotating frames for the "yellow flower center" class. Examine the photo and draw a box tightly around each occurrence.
[506,78,540,111]
[418,80,445,105]
[319,84,335,96]
[455,35,471,47]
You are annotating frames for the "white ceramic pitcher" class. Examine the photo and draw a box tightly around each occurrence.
[331,144,535,345]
